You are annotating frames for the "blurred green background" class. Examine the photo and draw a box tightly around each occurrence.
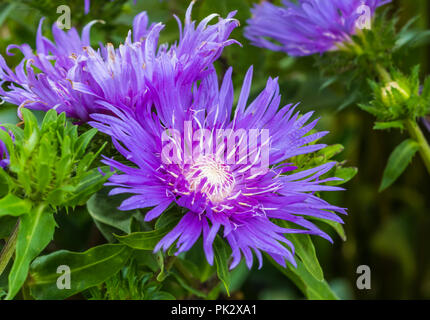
[0,0,429,299]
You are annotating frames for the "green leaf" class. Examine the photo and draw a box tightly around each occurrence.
[133,250,159,273]
[213,236,231,296]
[155,209,181,229]
[65,167,111,207]
[211,260,250,299]
[318,144,345,160]
[114,207,180,250]
[40,109,58,129]
[150,291,176,300]
[28,244,132,300]
[309,217,347,241]
[328,166,358,186]
[379,139,420,191]
[292,235,324,281]
[0,129,15,163]
[338,89,360,110]
[182,240,214,283]
[0,170,10,198]
[74,128,98,158]
[87,188,140,242]
[21,108,39,141]
[319,76,339,92]
[0,2,17,27]
[170,270,207,299]
[0,194,31,217]
[6,204,56,299]
[155,251,166,281]
[115,219,178,251]
[373,120,405,131]
[269,257,338,300]
[279,221,324,281]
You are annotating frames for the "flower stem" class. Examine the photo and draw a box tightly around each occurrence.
[405,119,430,175]
[375,63,392,83]
[0,219,20,277]
[373,63,430,174]
[173,258,196,284]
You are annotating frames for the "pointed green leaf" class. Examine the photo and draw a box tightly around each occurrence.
[150,291,176,300]
[328,166,358,186]
[87,187,140,240]
[0,2,17,27]
[115,221,178,251]
[155,251,167,281]
[213,236,231,296]
[29,244,132,300]
[6,204,56,299]
[21,108,39,140]
[74,128,98,158]
[41,109,58,129]
[291,234,324,281]
[115,208,180,250]
[318,144,345,160]
[65,167,111,207]
[0,194,31,217]
[379,139,419,191]
[279,221,324,281]
[310,217,347,241]
[0,129,15,161]
[269,257,338,300]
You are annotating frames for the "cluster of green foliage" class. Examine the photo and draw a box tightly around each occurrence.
[0,0,429,301]
[0,109,108,299]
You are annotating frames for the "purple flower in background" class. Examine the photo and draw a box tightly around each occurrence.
[423,117,430,132]
[0,126,11,169]
[245,0,391,56]
[0,19,99,120]
[0,3,238,122]
[84,0,90,14]
[81,3,239,116]
[90,66,346,269]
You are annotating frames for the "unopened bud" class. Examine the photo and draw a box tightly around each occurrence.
[381,81,410,105]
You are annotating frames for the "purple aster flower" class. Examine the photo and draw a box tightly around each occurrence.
[245,0,391,56]
[80,3,239,116]
[0,3,239,122]
[90,66,346,269]
[0,18,99,120]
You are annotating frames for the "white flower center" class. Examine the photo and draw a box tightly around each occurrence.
[185,156,235,203]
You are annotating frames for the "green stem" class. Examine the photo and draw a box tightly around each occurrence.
[375,63,392,83]
[174,258,198,285]
[164,255,177,272]
[373,64,430,174]
[0,220,20,276]
[405,119,430,175]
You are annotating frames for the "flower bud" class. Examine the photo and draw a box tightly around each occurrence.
[381,81,410,106]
